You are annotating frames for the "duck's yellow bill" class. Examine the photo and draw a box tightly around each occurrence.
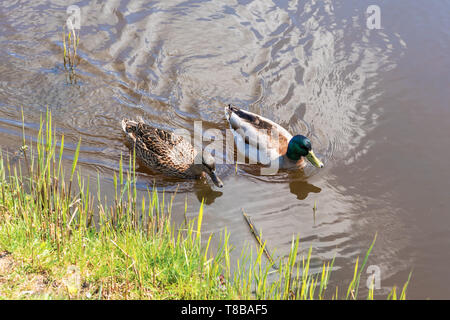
[306,150,324,168]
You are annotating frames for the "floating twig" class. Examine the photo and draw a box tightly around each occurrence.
[241,208,277,268]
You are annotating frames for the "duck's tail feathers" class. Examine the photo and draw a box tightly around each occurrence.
[122,117,147,133]
[121,119,132,133]
[224,104,240,121]
[121,119,138,143]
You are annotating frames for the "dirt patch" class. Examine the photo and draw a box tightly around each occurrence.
[0,251,51,298]
[0,251,14,275]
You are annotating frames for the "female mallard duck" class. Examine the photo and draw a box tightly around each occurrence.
[225,104,324,170]
[121,118,223,187]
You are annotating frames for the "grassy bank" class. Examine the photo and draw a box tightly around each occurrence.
[0,112,410,299]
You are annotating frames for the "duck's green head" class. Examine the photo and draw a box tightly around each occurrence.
[286,135,324,168]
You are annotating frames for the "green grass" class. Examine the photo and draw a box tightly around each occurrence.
[62,22,79,84]
[0,110,410,299]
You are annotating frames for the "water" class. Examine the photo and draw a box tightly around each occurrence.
[1,0,449,299]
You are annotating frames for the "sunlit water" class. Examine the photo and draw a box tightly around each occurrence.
[1,0,449,298]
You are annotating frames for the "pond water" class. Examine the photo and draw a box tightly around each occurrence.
[0,0,449,299]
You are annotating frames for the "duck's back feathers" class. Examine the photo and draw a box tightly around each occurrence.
[121,119,196,177]
[225,105,292,163]
[225,105,274,131]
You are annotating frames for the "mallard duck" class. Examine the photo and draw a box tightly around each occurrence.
[121,118,223,187]
[225,104,324,170]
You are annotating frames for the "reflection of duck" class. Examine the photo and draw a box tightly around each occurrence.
[194,180,223,205]
[225,104,324,169]
[121,118,223,187]
[288,174,322,200]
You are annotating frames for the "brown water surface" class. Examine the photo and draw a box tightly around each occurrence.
[1,0,449,299]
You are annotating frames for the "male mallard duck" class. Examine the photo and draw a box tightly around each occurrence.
[225,104,324,170]
[121,118,223,187]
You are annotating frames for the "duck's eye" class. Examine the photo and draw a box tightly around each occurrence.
[303,140,312,151]
[300,147,309,156]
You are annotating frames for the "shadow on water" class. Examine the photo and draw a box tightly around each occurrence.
[194,180,223,205]
[287,171,322,201]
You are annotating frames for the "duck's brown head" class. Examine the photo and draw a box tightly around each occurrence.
[193,151,223,188]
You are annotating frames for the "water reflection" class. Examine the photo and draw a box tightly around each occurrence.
[287,172,321,200]
[194,180,223,205]
[2,0,448,299]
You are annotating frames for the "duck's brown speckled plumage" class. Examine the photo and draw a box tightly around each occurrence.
[121,119,200,178]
